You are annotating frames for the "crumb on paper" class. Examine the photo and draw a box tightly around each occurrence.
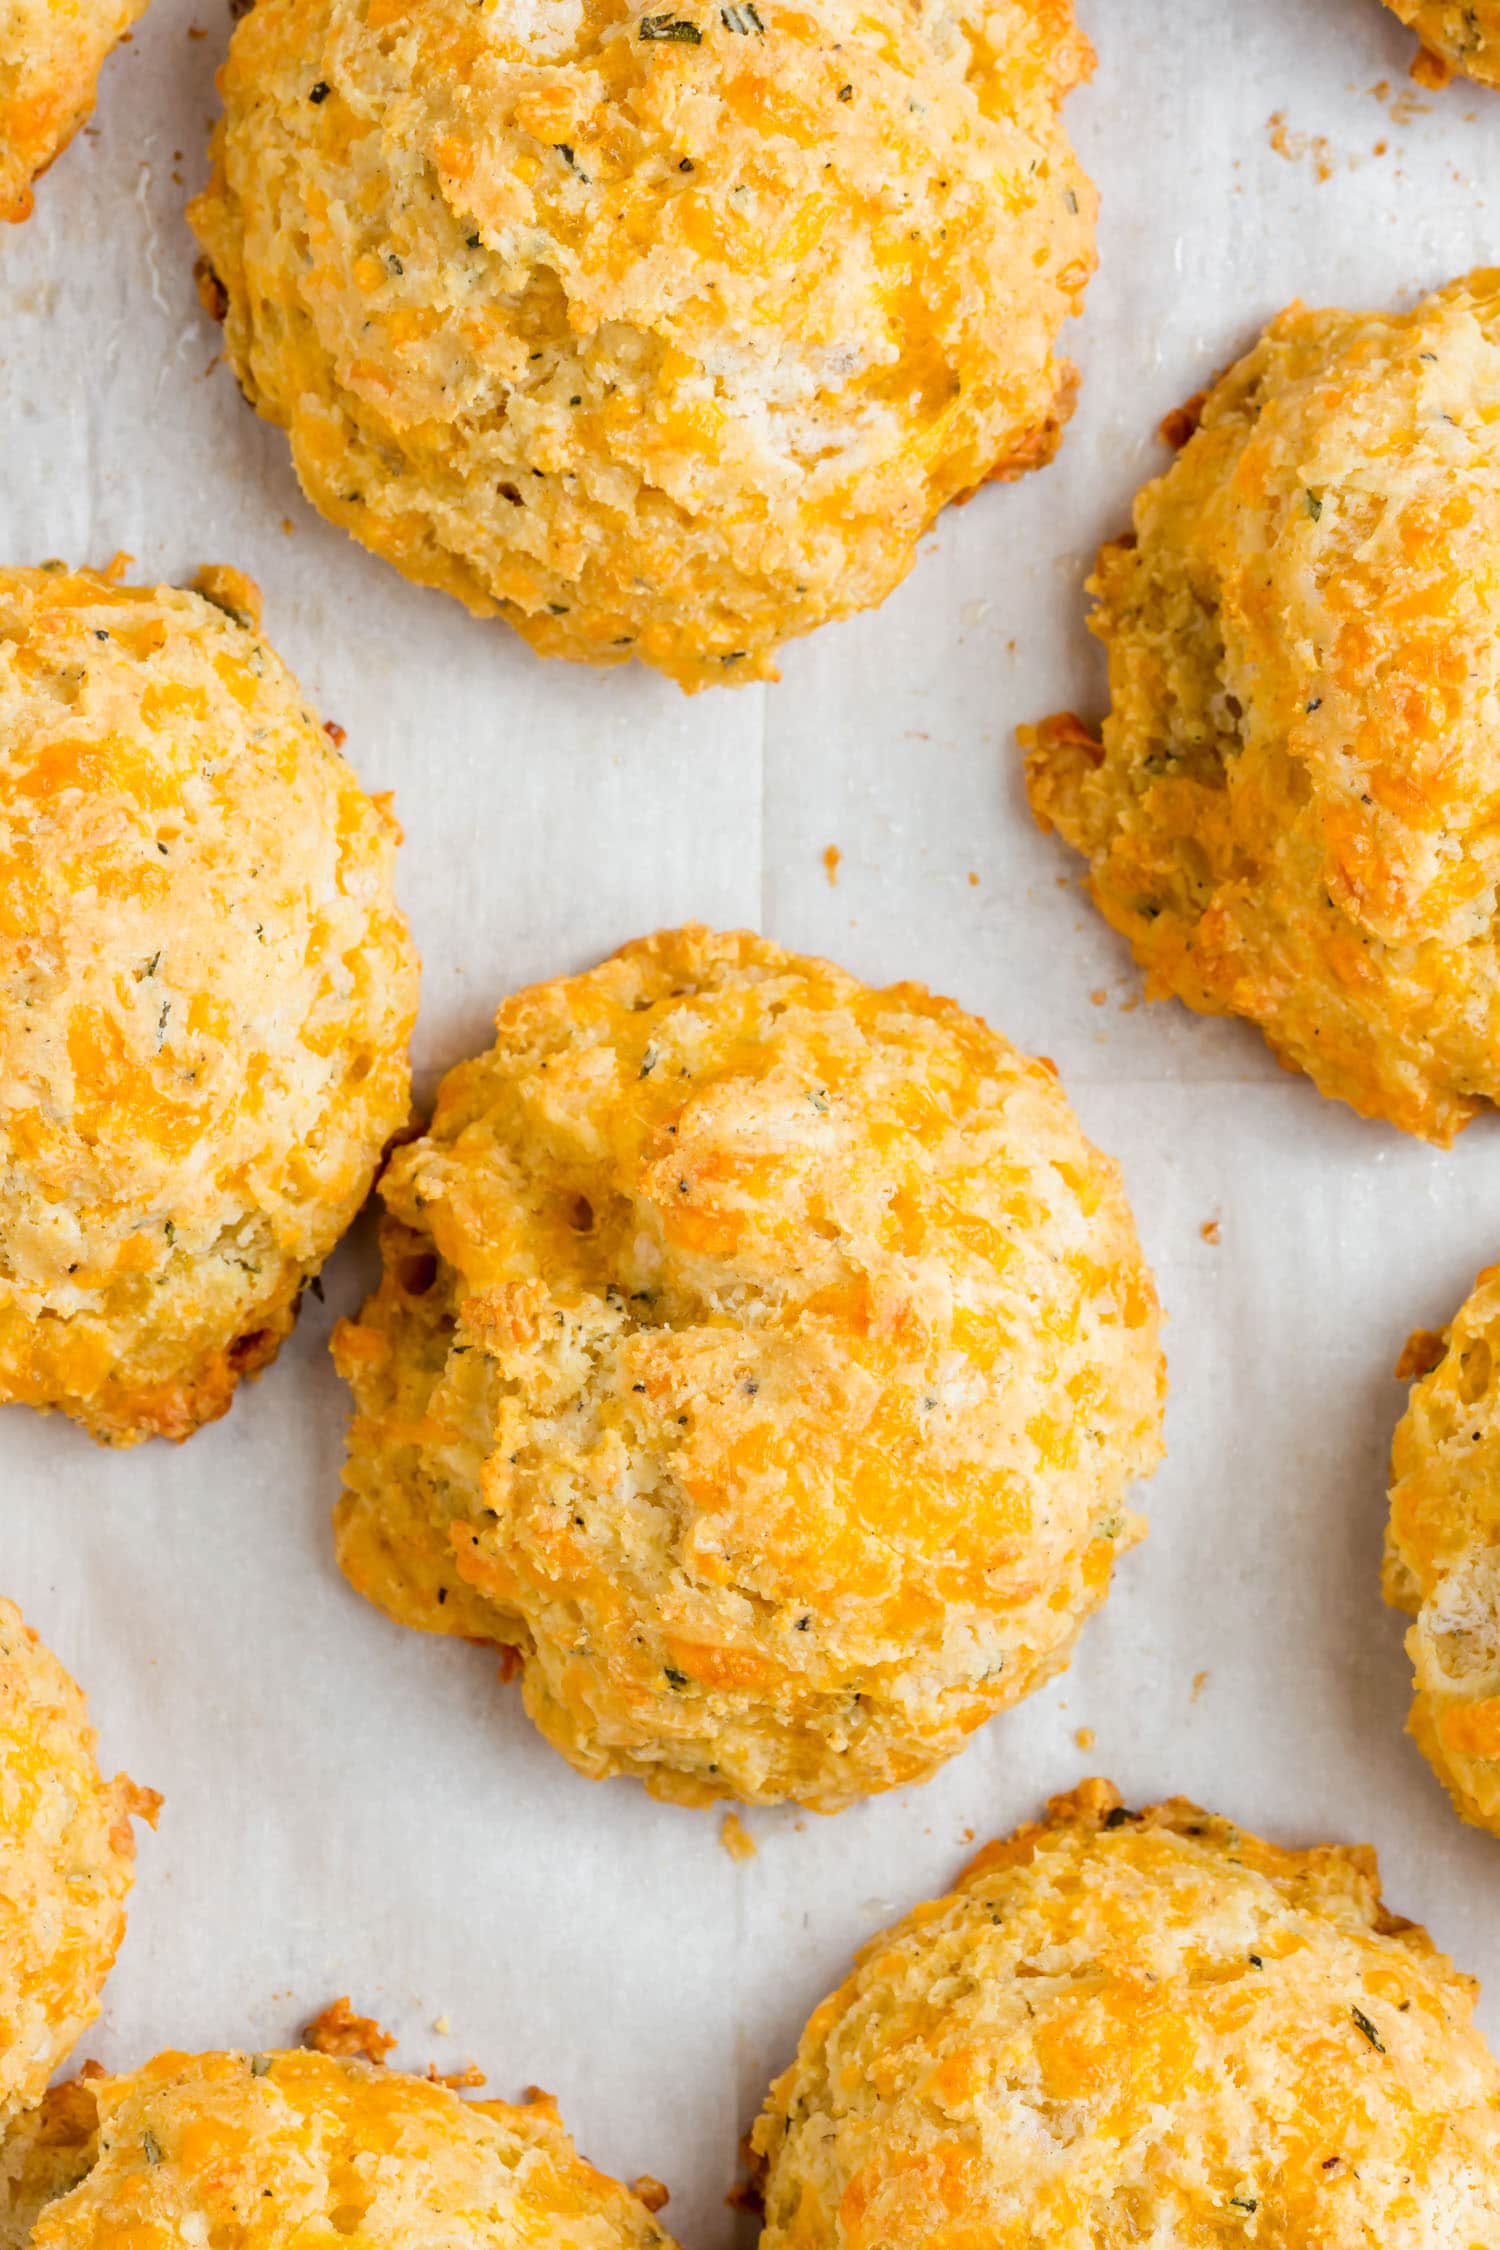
[632,2177,671,2214]
[281,517,295,534]
[967,870,980,887]
[427,2061,487,2090]
[1075,1726,1095,1750]
[1200,1218,1221,1244]
[720,1811,757,1862]
[323,719,347,748]
[1370,71,1433,123]
[1266,110,1337,180]
[822,844,842,888]
[302,1998,396,2065]
[432,2014,452,2035]
[1395,1327,1446,1381]
[1089,989,1107,1007]
[1191,1670,1210,1703]
[960,1825,975,1843]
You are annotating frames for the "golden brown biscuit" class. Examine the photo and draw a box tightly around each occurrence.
[0,0,147,223]
[1025,272,1500,1144]
[0,2081,101,2250]
[0,562,419,1445]
[1382,1,1500,86]
[332,926,1164,1810]
[18,2050,679,2250]
[1387,1264,1500,1835]
[188,0,1096,691]
[751,1779,1500,2249]
[0,1601,157,2133]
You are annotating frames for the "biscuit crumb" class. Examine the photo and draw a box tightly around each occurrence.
[720,1811,757,1862]
[1200,1219,1220,1244]
[1159,390,1208,450]
[1191,1669,1210,1702]
[822,844,842,888]
[967,871,980,887]
[1266,110,1336,179]
[1074,1726,1095,1750]
[632,2177,671,2213]
[427,2061,486,2089]
[1395,1328,1447,1381]
[301,1998,395,2065]
[432,2014,452,2035]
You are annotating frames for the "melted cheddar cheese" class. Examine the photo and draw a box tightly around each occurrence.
[332,925,1163,1810]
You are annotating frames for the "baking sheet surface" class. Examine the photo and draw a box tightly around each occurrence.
[6,1,1500,2237]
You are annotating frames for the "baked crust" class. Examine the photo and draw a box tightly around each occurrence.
[188,0,1096,689]
[1026,272,1500,1143]
[752,1779,1500,2247]
[0,1603,157,2131]
[333,925,1163,1809]
[0,563,419,1443]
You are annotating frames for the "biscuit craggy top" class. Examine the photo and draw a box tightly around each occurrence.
[0,564,418,1443]
[20,2051,680,2250]
[1027,271,1500,1142]
[752,1780,1500,2249]
[1382,1,1500,86]
[0,0,147,223]
[334,926,1163,1809]
[190,0,1095,688]
[0,1599,157,2131]
[1388,1265,1500,1836]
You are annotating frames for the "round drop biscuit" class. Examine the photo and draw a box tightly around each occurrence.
[0,0,147,223]
[16,2050,680,2250]
[1388,1266,1500,1836]
[332,926,1164,1810]
[0,562,419,1444]
[751,1779,1500,2249]
[1381,1,1500,85]
[0,1599,157,2132]
[1026,271,1500,1143]
[187,0,1096,690]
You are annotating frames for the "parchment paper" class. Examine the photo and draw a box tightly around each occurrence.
[5,2,1500,2240]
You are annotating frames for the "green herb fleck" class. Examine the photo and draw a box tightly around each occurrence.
[720,3,763,29]
[1228,2196,1258,2216]
[308,80,330,101]
[1063,187,1079,212]
[1305,490,1323,521]
[664,1666,690,1689]
[142,2132,162,2165]
[837,81,853,99]
[1351,2006,1385,2053]
[639,1042,659,1077]
[250,2053,272,2076]
[1103,1805,1132,1829]
[640,13,702,38]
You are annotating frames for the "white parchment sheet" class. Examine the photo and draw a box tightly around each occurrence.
[5,0,1500,2239]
